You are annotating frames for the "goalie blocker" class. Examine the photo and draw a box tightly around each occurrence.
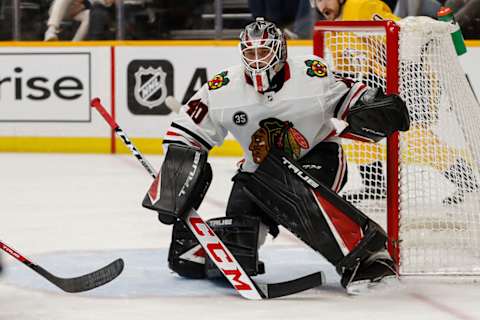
[143,144,212,225]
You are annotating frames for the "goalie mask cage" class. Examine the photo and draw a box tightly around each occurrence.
[314,17,480,275]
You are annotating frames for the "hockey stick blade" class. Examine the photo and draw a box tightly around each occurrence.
[259,271,324,299]
[31,258,124,293]
[1,241,124,293]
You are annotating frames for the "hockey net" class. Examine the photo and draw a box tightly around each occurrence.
[314,17,480,275]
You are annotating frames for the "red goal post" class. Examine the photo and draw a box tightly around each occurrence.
[314,20,401,270]
[313,18,480,275]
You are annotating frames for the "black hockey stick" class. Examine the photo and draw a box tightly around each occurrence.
[0,240,124,293]
[91,97,324,299]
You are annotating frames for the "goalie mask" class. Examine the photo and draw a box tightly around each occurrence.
[239,18,287,93]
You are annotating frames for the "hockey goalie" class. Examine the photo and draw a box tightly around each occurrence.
[142,18,410,294]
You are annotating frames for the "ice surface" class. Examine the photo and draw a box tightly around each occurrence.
[1,153,479,320]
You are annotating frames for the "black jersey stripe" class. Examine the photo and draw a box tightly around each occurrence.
[162,140,189,147]
[171,122,213,150]
[333,91,350,119]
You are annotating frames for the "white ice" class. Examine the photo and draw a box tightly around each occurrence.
[1,153,479,320]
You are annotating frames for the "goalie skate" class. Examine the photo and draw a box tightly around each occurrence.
[341,253,399,295]
[345,274,400,296]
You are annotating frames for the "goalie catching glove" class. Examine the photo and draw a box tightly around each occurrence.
[142,144,212,224]
[341,88,410,142]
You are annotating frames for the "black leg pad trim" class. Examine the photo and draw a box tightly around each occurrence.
[335,220,387,273]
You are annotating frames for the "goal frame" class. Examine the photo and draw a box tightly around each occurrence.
[313,20,401,268]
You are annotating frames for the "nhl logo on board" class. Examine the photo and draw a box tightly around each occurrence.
[134,66,168,109]
[127,60,174,115]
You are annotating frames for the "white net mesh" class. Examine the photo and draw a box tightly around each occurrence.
[316,17,480,275]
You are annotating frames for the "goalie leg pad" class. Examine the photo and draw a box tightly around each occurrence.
[243,148,388,271]
[142,144,212,224]
[168,220,206,279]
[336,220,387,272]
[167,216,266,279]
[205,216,265,278]
[299,141,348,192]
[225,172,280,238]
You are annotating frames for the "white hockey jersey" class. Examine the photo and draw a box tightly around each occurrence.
[164,54,368,172]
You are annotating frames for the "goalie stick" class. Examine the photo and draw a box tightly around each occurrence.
[0,240,124,293]
[91,97,324,299]
[91,98,157,179]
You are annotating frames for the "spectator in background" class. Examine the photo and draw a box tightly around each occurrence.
[45,0,209,41]
[0,0,49,40]
[123,0,159,40]
[394,0,442,18]
[87,0,114,40]
[309,0,399,203]
[293,0,315,38]
[45,0,90,41]
[382,0,397,10]
[394,0,479,39]
[311,0,398,21]
[444,0,467,11]
[248,0,300,36]
[157,0,207,39]
[447,0,480,39]
[311,0,479,205]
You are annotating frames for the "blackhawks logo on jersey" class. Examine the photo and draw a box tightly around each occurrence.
[305,59,327,78]
[249,118,309,164]
[208,71,230,90]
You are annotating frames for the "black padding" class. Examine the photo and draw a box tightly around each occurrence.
[205,216,263,278]
[158,212,176,225]
[299,141,348,190]
[243,148,388,269]
[142,144,212,223]
[336,220,387,272]
[343,88,410,142]
[226,172,280,238]
[167,220,205,279]
[243,151,348,265]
